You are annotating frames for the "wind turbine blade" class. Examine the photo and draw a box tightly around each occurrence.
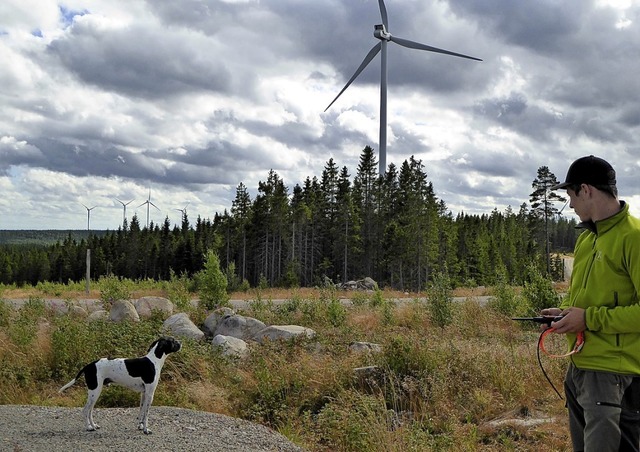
[378,0,388,30]
[389,35,482,61]
[138,202,147,208]
[324,42,382,112]
[150,202,160,211]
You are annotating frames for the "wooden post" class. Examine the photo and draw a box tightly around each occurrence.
[86,248,91,294]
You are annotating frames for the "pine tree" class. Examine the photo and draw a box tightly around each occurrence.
[530,166,566,274]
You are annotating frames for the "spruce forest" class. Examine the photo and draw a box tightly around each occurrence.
[0,147,578,290]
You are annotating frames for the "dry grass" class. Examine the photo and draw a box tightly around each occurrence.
[0,283,574,450]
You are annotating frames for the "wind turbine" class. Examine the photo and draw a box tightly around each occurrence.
[138,189,160,228]
[175,202,190,227]
[324,0,482,175]
[81,204,96,231]
[115,198,134,225]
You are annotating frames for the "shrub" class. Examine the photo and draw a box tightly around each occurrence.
[427,269,453,328]
[522,262,561,313]
[489,274,526,317]
[196,251,229,310]
[98,275,131,308]
[166,269,192,311]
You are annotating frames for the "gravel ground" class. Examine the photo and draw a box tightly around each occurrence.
[0,405,307,452]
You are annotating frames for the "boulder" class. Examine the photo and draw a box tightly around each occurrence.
[254,325,316,344]
[109,300,140,323]
[87,310,109,322]
[134,296,174,319]
[349,341,382,354]
[202,307,235,336]
[212,334,249,359]
[163,313,205,340]
[214,314,267,341]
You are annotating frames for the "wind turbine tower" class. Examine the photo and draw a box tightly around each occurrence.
[115,198,134,225]
[138,190,160,228]
[81,204,96,231]
[325,0,482,175]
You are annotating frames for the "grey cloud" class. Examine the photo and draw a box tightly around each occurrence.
[47,21,232,99]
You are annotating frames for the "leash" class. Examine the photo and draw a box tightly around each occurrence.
[536,329,585,399]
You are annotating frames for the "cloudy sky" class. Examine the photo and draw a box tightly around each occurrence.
[2,0,640,230]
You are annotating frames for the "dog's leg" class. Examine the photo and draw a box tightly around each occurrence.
[83,384,103,431]
[138,385,156,434]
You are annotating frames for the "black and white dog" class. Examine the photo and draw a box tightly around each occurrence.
[59,336,181,434]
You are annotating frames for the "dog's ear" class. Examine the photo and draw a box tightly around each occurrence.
[147,339,160,353]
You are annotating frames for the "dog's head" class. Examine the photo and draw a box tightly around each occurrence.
[149,336,182,359]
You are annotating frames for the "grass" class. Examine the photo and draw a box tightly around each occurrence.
[0,282,572,451]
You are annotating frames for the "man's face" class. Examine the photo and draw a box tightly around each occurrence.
[567,186,589,222]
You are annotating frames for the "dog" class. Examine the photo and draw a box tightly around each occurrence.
[59,336,182,434]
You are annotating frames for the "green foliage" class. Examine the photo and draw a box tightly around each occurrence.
[165,269,193,311]
[224,261,242,293]
[427,269,453,328]
[7,297,46,348]
[0,299,13,328]
[488,273,527,317]
[98,275,131,307]
[50,316,161,380]
[522,262,561,313]
[196,251,229,310]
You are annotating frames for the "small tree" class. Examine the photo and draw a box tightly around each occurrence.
[197,250,229,310]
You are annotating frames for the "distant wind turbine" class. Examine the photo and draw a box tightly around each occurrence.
[176,201,191,220]
[81,204,96,231]
[324,0,482,175]
[175,202,190,218]
[138,190,160,228]
[115,198,134,225]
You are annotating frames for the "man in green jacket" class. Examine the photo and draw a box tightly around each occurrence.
[544,155,640,451]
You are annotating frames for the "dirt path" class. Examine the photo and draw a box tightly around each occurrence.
[0,405,306,452]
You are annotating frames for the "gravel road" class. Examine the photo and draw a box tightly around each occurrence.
[0,405,307,452]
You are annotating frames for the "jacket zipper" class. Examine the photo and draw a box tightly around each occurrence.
[615,292,620,347]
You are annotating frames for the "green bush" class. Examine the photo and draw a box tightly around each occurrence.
[196,251,229,310]
[489,274,527,317]
[166,269,192,311]
[98,275,131,308]
[522,262,561,313]
[427,269,453,328]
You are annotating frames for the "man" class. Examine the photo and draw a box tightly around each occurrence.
[543,155,640,451]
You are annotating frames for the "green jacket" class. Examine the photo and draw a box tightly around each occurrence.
[561,201,640,374]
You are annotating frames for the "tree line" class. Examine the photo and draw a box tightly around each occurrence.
[0,147,578,290]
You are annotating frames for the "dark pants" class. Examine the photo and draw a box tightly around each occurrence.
[565,364,640,451]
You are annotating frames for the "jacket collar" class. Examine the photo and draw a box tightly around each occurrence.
[577,200,627,235]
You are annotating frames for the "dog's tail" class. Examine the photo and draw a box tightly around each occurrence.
[58,361,94,393]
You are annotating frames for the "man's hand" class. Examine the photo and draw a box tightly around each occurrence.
[550,307,586,334]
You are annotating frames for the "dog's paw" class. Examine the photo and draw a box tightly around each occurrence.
[143,428,152,435]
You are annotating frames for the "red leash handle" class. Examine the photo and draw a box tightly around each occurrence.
[539,328,585,358]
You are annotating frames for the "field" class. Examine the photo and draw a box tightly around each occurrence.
[0,280,572,451]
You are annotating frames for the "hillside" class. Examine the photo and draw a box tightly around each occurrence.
[0,230,108,246]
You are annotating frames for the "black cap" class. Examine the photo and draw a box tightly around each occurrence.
[550,155,616,190]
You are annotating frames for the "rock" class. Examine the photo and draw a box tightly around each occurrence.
[68,305,88,318]
[212,334,249,358]
[163,313,205,340]
[362,277,377,290]
[214,314,267,341]
[87,310,109,322]
[202,307,235,336]
[109,300,140,323]
[134,296,174,319]
[254,325,316,344]
[349,341,382,353]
